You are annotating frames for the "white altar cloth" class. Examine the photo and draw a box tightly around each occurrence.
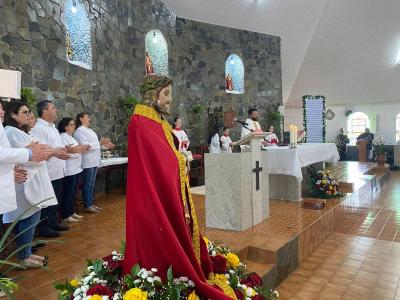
[100,157,128,167]
[263,143,339,180]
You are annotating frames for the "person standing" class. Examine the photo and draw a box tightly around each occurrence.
[173,117,190,153]
[0,101,51,215]
[58,118,88,222]
[240,108,263,138]
[30,100,70,237]
[265,125,279,146]
[3,101,57,268]
[220,127,233,153]
[74,113,114,213]
[357,128,374,161]
[336,128,350,161]
[208,126,221,154]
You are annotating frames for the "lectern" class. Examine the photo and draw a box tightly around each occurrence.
[205,132,269,231]
[357,140,368,162]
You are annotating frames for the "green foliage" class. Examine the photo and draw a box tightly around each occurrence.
[266,111,282,135]
[192,104,204,114]
[122,95,139,117]
[20,88,37,111]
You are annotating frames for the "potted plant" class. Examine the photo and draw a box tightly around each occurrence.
[374,137,386,165]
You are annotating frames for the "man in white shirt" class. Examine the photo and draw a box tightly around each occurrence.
[31,100,70,237]
[0,101,52,215]
[240,108,263,138]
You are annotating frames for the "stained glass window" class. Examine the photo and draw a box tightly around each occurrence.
[396,113,400,142]
[64,0,92,70]
[225,54,244,94]
[145,30,169,76]
[347,112,370,145]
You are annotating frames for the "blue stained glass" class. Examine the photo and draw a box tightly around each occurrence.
[65,0,92,70]
[145,30,169,76]
[225,54,244,94]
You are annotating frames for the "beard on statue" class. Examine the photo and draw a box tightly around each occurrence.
[122,74,235,300]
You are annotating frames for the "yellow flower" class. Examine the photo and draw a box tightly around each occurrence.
[89,295,102,300]
[329,185,333,190]
[322,180,327,184]
[69,279,79,288]
[123,288,148,300]
[203,236,209,246]
[61,290,69,296]
[225,252,240,269]
[245,287,256,297]
[188,291,200,300]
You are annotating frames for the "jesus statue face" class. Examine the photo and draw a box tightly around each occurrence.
[156,84,173,116]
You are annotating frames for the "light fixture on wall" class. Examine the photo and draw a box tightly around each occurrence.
[71,0,78,13]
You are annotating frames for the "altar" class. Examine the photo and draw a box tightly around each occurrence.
[263,143,340,201]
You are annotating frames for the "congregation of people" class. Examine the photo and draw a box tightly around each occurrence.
[0,99,114,269]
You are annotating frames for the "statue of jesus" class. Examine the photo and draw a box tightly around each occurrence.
[123,75,235,299]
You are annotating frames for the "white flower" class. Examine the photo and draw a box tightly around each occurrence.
[140,271,149,279]
[113,293,122,300]
[173,278,180,285]
[112,251,117,255]
[212,250,217,257]
[154,276,162,282]
[224,274,230,279]
[134,279,141,285]
[188,280,195,287]
[229,269,235,274]
[273,290,280,297]
[151,268,158,273]
[179,276,188,282]
[147,277,155,283]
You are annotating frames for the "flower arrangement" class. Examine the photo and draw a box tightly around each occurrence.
[310,169,343,199]
[373,136,386,154]
[55,240,279,300]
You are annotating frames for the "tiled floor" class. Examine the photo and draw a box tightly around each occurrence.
[5,164,400,299]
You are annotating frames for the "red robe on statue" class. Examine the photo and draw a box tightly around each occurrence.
[123,104,234,300]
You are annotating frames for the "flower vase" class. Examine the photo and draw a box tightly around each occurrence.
[376,152,386,166]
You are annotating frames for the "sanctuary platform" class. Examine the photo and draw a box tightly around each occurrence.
[11,162,392,299]
[193,161,391,289]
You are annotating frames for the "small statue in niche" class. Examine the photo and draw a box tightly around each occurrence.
[145,51,155,75]
[225,73,234,91]
[66,32,74,60]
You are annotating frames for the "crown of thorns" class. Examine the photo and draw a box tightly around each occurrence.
[139,76,173,95]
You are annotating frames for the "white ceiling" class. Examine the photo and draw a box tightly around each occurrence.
[162,0,400,106]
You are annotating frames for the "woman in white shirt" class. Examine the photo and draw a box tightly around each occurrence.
[58,117,88,222]
[172,117,190,153]
[3,101,56,268]
[208,127,221,154]
[220,127,233,153]
[74,113,114,213]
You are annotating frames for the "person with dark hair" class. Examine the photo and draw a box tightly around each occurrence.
[31,100,70,237]
[74,113,114,213]
[58,118,89,222]
[0,101,52,215]
[173,117,190,153]
[241,107,263,138]
[3,101,56,268]
[265,125,279,146]
[336,128,350,161]
[208,126,221,154]
[220,127,233,153]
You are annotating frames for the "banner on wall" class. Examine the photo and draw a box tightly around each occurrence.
[303,95,326,143]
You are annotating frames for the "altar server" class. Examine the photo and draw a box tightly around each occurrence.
[265,125,279,146]
[208,126,221,154]
[220,127,233,153]
[173,117,190,153]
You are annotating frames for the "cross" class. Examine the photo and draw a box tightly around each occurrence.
[252,161,263,191]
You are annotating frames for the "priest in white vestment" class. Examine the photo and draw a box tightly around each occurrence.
[241,108,263,138]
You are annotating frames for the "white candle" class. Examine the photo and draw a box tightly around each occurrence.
[294,126,298,145]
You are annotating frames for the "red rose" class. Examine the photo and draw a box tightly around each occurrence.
[240,273,263,288]
[234,288,244,300]
[252,295,266,300]
[86,284,113,297]
[211,255,227,274]
[102,255,123,272]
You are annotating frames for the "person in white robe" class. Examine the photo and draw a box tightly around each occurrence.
[265,125,279,146]
[208,127,221,154]
[173,117,190,153]
[3,101,56,268]
[220,127,233,153]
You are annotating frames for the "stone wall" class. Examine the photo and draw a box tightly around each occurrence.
[0,0,281,149]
